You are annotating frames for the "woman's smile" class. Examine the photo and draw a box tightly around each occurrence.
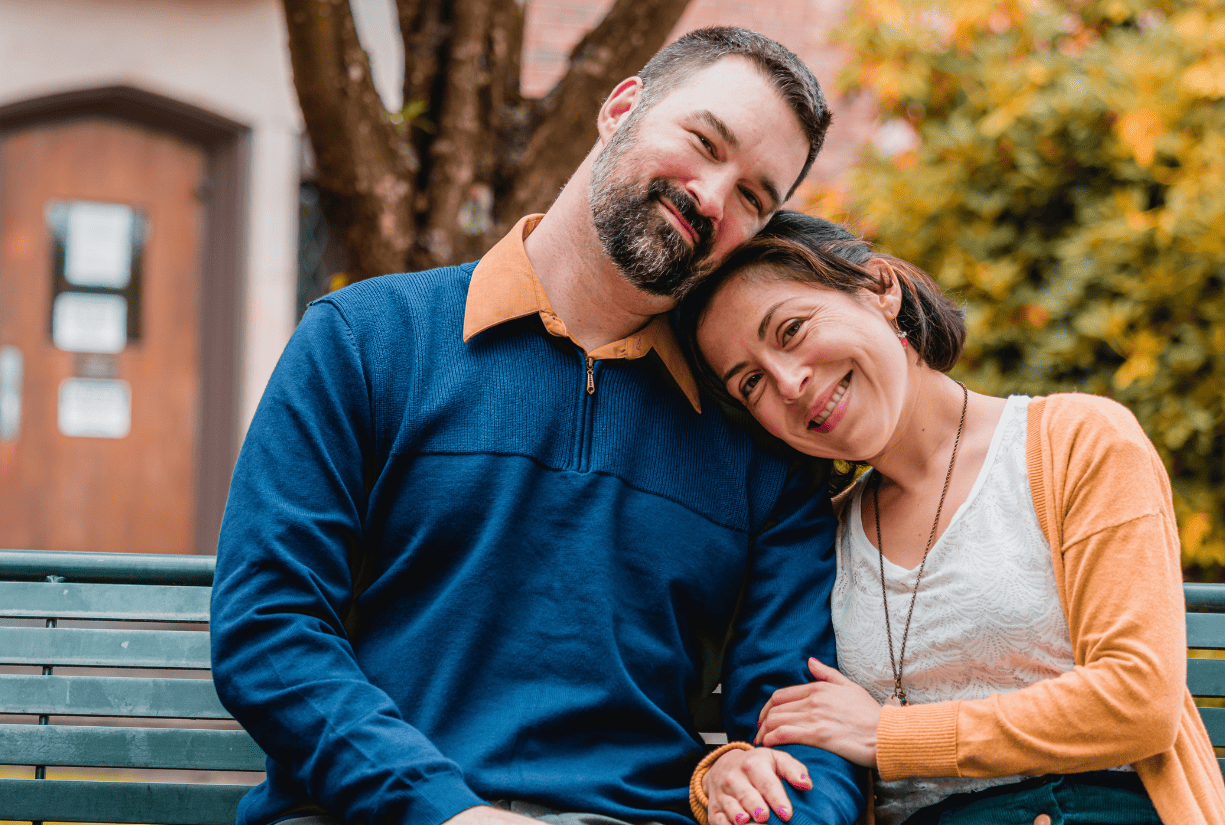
[809,372,852,432]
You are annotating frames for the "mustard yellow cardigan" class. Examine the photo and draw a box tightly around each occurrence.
[874,393,1225,824]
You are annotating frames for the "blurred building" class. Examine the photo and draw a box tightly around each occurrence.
[0,0,873,556]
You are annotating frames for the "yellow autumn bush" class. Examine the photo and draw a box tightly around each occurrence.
[822,0,1225,575]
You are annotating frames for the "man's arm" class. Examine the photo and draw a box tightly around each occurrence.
[718,463,865,825]
[211,301,489,825]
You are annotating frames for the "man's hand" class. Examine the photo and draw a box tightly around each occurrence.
[443,806,543,825]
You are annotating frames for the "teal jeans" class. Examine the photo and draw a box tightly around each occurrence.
[901,771,1160,825]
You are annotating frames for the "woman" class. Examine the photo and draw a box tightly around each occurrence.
[676,211,1225,825]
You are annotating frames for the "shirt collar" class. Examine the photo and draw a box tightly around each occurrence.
[463,215,702,413]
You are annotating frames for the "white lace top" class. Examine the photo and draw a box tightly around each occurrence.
[832,396,1106,825]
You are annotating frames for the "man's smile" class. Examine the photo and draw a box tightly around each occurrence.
[658,195,698,245]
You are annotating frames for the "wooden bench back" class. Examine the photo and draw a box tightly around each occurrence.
[0,550,262,824]
[2,548,1224,825]
[1185,583,1225,775]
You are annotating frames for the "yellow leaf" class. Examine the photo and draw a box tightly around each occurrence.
[1184,512,1212,553]
[1182,59,1225,99]
[1116,108,1164,167]
[1022,303,1050,327]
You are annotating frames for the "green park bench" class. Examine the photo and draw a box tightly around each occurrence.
[0,548,1223,824]
[0,549,262,824]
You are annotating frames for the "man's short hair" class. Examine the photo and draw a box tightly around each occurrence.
[635,27,831,198]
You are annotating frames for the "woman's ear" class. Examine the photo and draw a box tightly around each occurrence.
[597,77,643,143]
[865,258,904,319]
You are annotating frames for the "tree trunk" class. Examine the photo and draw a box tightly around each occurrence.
[282,0,418,282]
[282,0,693,281]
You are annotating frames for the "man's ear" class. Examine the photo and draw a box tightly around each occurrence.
[865,258,904,318]
[597,77,644,143]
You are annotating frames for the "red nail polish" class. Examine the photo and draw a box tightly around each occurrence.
[754,808,766,822]
[778,807,789,819]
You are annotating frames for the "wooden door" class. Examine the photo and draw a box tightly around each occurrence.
[0,118,205,554]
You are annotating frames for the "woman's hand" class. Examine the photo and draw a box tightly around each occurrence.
[754,657,882,768]
[702,746,812,824]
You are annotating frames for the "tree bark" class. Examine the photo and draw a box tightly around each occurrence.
[497,0,692,228]
[283,0,692,282]
[282,0,418,282]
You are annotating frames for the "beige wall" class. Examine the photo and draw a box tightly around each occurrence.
[0,0,303,434]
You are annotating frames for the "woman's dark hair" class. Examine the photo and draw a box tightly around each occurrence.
[676,209,966,408]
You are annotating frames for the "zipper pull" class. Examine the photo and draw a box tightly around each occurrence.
[585,356,595,395]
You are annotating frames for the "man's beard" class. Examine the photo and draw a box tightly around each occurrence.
[588,128,715,299]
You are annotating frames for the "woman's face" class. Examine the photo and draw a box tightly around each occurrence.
[697,263,909,461]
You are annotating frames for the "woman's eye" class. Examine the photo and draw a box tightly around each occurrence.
[781,320,802,343]
[739,373,761,399]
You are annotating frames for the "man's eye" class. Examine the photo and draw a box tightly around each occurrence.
[781,320,802,343]
[741,187,762,214]
[697,134,715,154]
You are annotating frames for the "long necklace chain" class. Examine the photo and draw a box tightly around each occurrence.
[873,380,968,707]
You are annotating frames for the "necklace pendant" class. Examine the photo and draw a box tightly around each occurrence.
[885,694,904,707]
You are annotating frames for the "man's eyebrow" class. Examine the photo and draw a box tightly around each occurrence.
[695,110,738,149]
[757,176,782,213]
[692,109,783,211]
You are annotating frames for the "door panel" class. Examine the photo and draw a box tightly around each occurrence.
[0,118,204,554]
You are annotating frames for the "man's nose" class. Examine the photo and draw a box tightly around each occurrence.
[689,169,735,224]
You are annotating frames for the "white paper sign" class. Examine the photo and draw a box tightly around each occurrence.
[52,293,127,353]
[64,202,134,288]
[58,378,131,438]
[0,345,21,441]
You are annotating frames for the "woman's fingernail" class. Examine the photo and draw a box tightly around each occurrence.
[754,808,766,822]
[735,816,745,824]
[777,807,790,820]
[799,773,810,784]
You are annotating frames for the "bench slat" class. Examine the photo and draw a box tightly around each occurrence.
[0,673,231,718]
[0,549,214,586]
[0,581,211,622]
[1197,705,1225,747]
[1187,613,1225,650]
[0,625,211,669]
[0,724,265,771]
[1187,658,1225,698]
[0,777,253,824]
[1186,584,1225,613]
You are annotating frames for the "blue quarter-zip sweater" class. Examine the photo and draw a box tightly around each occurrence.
[211,260,863,825]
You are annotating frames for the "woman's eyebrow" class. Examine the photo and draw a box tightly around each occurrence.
[721,361,748,386]
[718,300,789,384]
[757,301,786,339]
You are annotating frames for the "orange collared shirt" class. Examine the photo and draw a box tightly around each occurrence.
[462,215,702,413]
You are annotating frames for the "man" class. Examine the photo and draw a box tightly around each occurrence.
[212,27,863,825]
